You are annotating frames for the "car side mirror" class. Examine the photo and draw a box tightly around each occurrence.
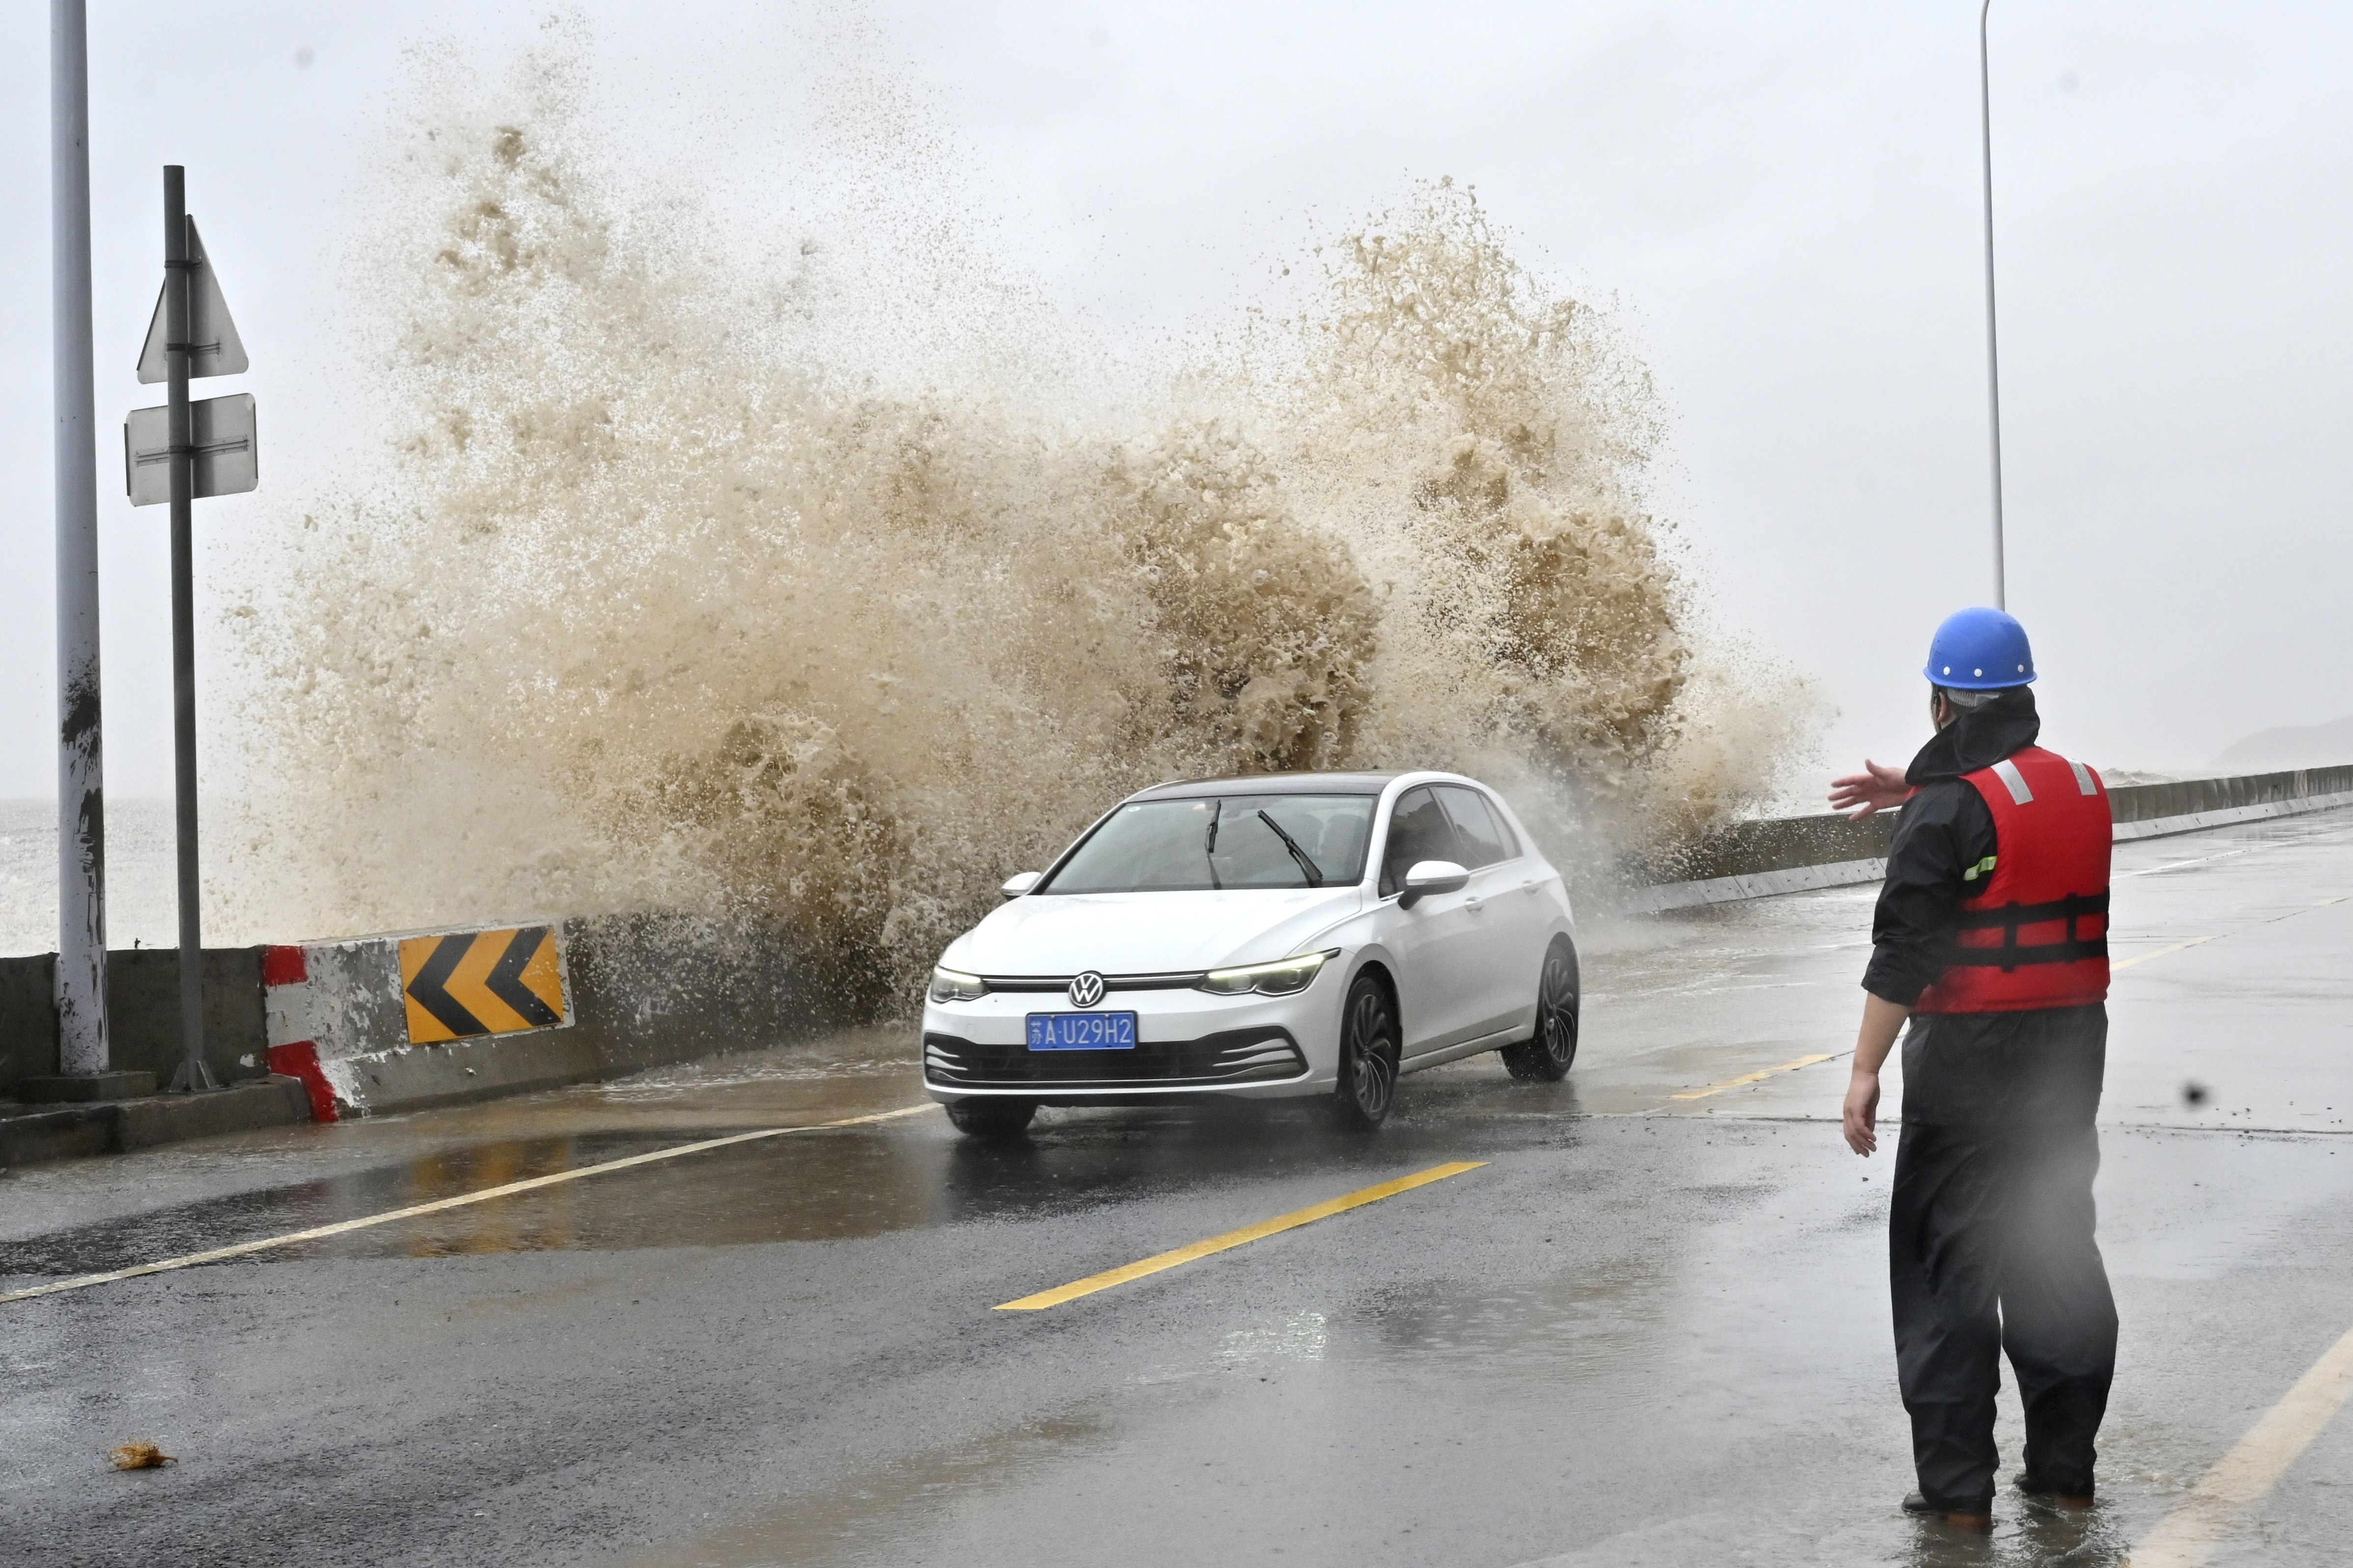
[1000,871,1042,900]
[1398,860,1470,909]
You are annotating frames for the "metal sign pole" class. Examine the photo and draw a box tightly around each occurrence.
[51,0,110,1076]
[163,165,215,1093]
[1978,0,2008,611]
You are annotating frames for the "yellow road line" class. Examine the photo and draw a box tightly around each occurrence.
[994,1161,1486,1311]
[0,1104,934,1307]
[2126,1321,2353,1567]
[1670,1052,1840,1102]
[2113,936,2219,972]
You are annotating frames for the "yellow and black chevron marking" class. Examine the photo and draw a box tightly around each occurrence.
[398,926,569,1046]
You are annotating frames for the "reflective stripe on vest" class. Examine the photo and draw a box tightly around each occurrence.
[1913,745,2114,1015]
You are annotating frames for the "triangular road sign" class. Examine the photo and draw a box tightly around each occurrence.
[137,218,248,383]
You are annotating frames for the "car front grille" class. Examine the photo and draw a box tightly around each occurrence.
[972,972,1206,993]
[922,1027,1307,1089]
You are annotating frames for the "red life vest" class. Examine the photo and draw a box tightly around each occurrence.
[1913,745,2113,1014]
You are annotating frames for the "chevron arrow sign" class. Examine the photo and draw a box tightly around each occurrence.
[398,925,571,1046]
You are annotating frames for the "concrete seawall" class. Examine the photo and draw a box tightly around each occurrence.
[1628,763,2353,912]
[0,946,276,1095]
[0,946,317,1164]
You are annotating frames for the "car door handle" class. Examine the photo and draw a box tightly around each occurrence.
[1464,895,1484,913]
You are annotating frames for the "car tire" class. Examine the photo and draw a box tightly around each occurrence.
[1333,972,1401,1130]
[1501,938,1580,1082]
[946,1099,1039,1139]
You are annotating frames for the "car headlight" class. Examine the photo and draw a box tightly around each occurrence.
[1197,949,1339,997]
[929,967,988,1002]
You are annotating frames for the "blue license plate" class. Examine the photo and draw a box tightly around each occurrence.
[1026,1011,1139,1050]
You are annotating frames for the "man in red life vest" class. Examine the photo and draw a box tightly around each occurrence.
[1829,607,2116,1530]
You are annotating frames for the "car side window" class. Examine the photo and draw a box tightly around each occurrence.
[1436,786,1516,869]
[1379,787,1462,897]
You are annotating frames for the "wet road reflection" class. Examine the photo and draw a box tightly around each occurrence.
[1510,1503,2132,1567]
[0,1072,1590,1277]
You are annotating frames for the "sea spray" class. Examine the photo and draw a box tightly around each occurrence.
[225,76,1813,1006]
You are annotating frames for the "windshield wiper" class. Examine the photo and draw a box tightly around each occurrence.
[1204,800,1222,891]
[1257,810,1324,887]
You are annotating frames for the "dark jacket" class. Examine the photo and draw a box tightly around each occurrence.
[1861,688,2040,1007]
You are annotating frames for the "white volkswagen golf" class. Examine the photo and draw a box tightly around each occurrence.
[922,771,1579,1137]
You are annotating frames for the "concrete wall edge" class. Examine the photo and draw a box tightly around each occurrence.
[1627,791,2353,913]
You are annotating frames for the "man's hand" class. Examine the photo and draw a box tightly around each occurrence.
[1829,759,1910,819]
[1843,1069,1881,1156]
[1842,992,1909,1156]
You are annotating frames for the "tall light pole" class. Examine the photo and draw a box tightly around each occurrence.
[52,0,111,1076]
[1978,0,2009,610]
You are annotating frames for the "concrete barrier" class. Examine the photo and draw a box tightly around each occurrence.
[0,1077,311,1167]
[262,922,585,1118]
[1628,764,2353,912]
[263,913,833,1118]
[0,956,55,1099]
[0,946,276,1099]
[0,945,316,1165]
[5,912,837,1130]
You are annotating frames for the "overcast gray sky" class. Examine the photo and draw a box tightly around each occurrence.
[5,0,2351,807]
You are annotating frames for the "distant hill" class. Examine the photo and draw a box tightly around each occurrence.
[2215,714,2353,773]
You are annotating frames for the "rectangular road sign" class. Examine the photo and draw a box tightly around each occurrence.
[124,393,257,505]
[136,218,247,382]
[398,925,572,1045]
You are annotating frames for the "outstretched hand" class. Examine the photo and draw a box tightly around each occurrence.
[1829,759,1910,819]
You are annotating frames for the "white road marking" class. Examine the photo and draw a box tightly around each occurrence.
[2112,936,2219,972]
[2126,848,2260,878]
[2127,1321,2353,1566]
[0,1104,935,1306]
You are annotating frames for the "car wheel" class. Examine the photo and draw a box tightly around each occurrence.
[946,1099,1038,1139]
[1334,973,1400,1130]
[1501,938,1580,1082]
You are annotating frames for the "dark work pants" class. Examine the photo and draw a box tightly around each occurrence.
[1890,1004,2117,1511]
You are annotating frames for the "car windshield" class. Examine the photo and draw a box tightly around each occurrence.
[1039,794,1378,893]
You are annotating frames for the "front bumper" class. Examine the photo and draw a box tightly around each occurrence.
[925,1026,1306,1092]
[920,979,1338,1102]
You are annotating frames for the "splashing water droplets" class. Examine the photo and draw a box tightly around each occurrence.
[230,79,1810,1005]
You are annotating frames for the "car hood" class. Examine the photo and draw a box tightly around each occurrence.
[945,888,1366,975]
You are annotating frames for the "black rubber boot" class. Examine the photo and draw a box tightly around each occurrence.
[1903,1492,1995,1528]
[2014,1472,2095,1508]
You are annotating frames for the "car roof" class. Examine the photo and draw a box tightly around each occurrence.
[1126,771,1409,802]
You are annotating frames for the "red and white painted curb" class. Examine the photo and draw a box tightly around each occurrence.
[261,936,409,1121]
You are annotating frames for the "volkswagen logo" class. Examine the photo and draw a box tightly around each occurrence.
[1068,971,1107,1007]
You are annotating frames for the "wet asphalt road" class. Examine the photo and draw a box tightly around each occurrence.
[3,811,2351,1568]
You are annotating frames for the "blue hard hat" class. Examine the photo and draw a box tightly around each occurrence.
[1923,606,2036,689]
